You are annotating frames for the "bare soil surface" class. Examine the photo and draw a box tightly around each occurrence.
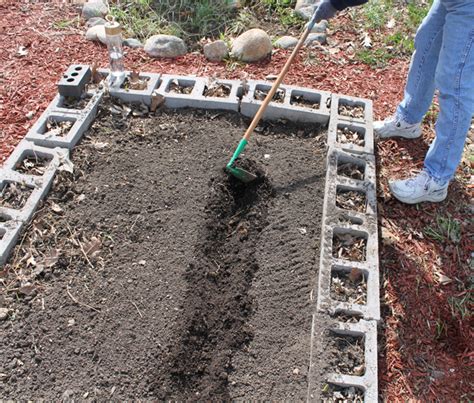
[0,103,327,400]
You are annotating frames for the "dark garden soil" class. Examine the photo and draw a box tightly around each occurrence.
[0,102,329,400]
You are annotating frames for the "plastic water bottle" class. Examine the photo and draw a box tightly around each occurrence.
[105,16,125,88]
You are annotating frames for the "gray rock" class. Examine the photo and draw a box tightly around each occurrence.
[203,40,229,61]
[0,308,8,321]
[81,0,108,20]
[310,20,328,33]
[86,17,106,28]
[85,25,107,45]
[296,5,316,20]
[275,36,299,49]
[295,0,319,11]
[231,28,272,63]
[123,38,143,48]
[144,35,187,58]
[305,32,327,45]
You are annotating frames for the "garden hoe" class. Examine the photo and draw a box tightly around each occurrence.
[226,10,320,183]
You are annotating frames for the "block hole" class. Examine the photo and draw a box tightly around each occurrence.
[337,156,365,181]
[71,72,79,77]
[332,229,367,262]
[336,186,367,213]
[74,66,83,71]
[166,78,195,94]
[38,116,76,138]
[14,152,52,176]
[337,214,363,226]
[57,93,92,110]
[0,228,5,241]
[322,383,365,401]
[290,90,320,109]
[331,266,367,305]
[203,82,231,98]
[0,181,34,210]
[66,78,75,82]
[337,124,365,147]
[121,73,151,91]
[338,99,365,119]
[327,330,365,376]
[332,311,364,323]
[0,213,10,223]
[254,84,285,103]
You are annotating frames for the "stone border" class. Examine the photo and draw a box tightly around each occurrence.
[0,65,380,401]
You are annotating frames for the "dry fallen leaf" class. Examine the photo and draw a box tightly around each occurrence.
[83,236,101,258]
[348,268,363,283]
[150,92,165,112]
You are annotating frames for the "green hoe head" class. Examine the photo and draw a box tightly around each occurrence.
[226,138,258,183]
[225,164,258,183]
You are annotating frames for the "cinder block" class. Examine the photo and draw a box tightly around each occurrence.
[241,80,330,125]
[58,64,91,98]
[108,71,161,106]
[0,219,24,267]
[25,91,103,149]
[156,75,241,112]
[326,320,378,402]
[328,117,374,155]
[316,147,379,321]
[331,93,373,125]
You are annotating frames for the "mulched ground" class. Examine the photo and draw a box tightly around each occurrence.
[1,0,472,401]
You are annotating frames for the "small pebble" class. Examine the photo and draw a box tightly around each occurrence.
[0,308,9,321]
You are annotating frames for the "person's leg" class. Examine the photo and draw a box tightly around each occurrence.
[424,0,474,183]
[375,0,447,138]
[389,1,474,204]
[396,0,447,124]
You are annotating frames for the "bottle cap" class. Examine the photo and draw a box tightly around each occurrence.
[105,15,121,36]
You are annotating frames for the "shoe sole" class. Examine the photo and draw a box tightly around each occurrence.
[390,190,448,204]
[377,131,422,140]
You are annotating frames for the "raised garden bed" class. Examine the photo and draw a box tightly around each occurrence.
[0,103,329,400]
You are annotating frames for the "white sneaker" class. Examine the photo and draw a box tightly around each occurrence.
[374,114,422,139]
[389,171,448,204]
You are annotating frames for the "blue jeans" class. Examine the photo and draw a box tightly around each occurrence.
[396,0,474,183]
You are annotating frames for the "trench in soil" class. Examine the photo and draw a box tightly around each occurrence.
[0,103,328,400]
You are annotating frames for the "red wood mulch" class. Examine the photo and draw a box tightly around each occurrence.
[1,1,472,400]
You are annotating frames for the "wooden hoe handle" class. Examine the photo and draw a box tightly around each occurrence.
[242,23,315,142]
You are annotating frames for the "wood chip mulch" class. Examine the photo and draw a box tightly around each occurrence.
[1,1,472,401]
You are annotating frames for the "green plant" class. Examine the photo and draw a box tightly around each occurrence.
[362,0,392,30]
[423,214,461,244]
[435,318,447,339]
[448,276,473,321]
[53,17,80,30]
[110,0,237,41]
[385,31,414,55]
[226,7,259,36]
[407,0,433,30]
[355,48,395,67]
